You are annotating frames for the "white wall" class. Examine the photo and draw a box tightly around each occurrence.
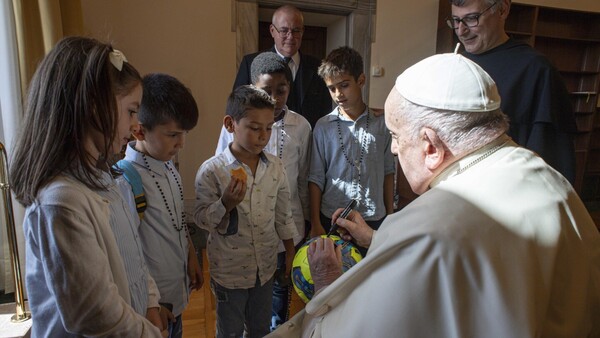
[326,15,348,54]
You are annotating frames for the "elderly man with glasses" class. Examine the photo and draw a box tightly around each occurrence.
[448,0,577,185]
[232,4,331,128]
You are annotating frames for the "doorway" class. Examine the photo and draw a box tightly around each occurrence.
[233,0,375,101]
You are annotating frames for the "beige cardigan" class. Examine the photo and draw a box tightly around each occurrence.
[24,174,161,337]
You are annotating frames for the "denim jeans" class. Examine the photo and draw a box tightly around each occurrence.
[211,275,274,338]
[271,251,291,331]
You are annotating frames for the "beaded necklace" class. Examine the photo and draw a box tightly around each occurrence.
[336,107,370,198]
[276,110,286,159]
[142,154,187,233]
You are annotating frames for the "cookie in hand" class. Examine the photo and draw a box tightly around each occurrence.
[230,167,247,183]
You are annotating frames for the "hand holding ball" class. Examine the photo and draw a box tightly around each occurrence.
[291,235,363,303]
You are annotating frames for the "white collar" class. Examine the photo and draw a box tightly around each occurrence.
[274,46,300,66]
[430,135,512,188]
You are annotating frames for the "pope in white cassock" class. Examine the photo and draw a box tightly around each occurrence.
[267,52,600,338]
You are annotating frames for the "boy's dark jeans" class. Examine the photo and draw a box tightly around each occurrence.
[271,238,308,331]
[271,251,291,331]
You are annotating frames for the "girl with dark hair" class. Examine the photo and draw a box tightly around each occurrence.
[9,36,162,337]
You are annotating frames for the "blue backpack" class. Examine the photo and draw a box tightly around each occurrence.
[115,160,147,219]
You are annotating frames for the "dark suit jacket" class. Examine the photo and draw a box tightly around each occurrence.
[233,48,332,128]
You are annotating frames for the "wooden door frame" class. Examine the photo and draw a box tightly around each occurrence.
[231,0,376,102]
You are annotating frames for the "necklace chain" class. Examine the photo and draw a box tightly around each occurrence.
[142,154,187,233]
[456,140,508,175]
[336,108,370,198]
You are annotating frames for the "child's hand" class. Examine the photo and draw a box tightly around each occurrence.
[151,304,174,337]
[146,307,163,331]
[221,177,246,211]
[159,304,175,328]
[187,247,204,291]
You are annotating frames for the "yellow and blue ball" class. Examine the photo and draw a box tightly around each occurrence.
[291,235,363,303]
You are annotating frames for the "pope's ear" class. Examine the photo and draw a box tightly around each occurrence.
[132,124,146,141]
[421,128,446,171]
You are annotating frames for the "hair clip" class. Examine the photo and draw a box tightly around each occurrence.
[109,49,128,71]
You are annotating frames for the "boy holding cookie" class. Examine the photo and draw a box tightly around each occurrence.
[215,51,312,330]
[194,85,297,338]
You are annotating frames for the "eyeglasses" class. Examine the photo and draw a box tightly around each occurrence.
[272,25,304,38]
[446,2,498,29]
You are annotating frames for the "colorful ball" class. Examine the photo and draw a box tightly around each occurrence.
[291,235,363,303]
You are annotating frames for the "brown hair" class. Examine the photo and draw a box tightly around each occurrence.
[318,46,364,81]
[9,36,141,205]
[139,73,199,131]
[226,85,275,122]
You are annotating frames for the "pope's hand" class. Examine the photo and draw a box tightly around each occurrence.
[331,209,374,248]
[307,237,343,294]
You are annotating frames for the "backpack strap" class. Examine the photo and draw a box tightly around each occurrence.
[115,159,147,219]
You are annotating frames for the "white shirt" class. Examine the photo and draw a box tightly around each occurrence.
[275,46,300,80]
[97,175,161,316]
[215,107,311,250]
[268,137,600,338]
[194,147,298,289]
[123,142,190,316]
